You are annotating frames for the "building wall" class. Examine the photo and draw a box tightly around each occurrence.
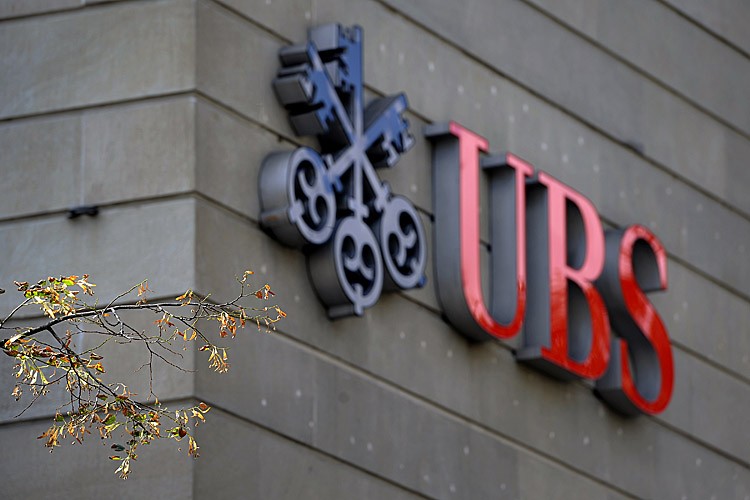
[1,0,748,498]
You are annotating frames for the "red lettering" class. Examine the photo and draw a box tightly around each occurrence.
[432,122,534,340]
[428,120,673,414]
[518,173,610,380]
[596,225,674,415]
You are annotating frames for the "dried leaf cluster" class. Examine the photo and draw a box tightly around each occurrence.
[0,271,284,479]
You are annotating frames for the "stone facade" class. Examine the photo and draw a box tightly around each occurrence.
[1,0,748,498]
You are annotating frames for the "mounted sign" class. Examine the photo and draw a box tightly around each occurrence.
[259,24,427,318]
[426,123,673,415]
[260,23,674,416]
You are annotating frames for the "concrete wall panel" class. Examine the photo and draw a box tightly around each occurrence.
[0,114,81,219]
[0,0,131,20]
[654,259,750,382]
[662,0,750,56]
[0,403,194,499]
[195,98,302,222]
[83,97,196,206]
[196,315,633,499]
[661,349,750,465]
[0,0,80,20]
[0,198,197,314]
[196,1,293,140]
[524,0,750,135]
[0,0,195,120]
[0,96,196,219]
[195,409,424,499]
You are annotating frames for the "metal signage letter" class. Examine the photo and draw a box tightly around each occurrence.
[426,122,532,341]
[595,225,674,415]
[516,173,611,380]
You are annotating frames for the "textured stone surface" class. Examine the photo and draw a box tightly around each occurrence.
[0,0,80,20]
[196,1,292,138]
[195,98,288,220]
[0,97,196,218]
[662,0,750,55]
[0,198,197,314]
[195,409,424,499]
[0,115,81,219]
[654,260,750,381]
[661,349,750,465]
[0,402,194,498]
[0,0,195,119]
[525,0,750,134]
[83,97,196,205]
[196,315,634,499]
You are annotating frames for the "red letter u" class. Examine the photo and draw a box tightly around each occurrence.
[426,122,532,341]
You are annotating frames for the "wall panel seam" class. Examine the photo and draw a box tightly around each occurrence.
[0,0,176,25]
[519,0,750,136]
[199,335,641,499]
[0,90,194,125]
[652,0,750,60]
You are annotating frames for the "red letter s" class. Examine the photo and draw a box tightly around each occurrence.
[595,225,674,415]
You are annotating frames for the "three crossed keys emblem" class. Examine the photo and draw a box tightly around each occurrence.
[260,24,427,318]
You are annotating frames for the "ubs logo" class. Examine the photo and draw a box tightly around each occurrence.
[260,24,674,416]
[260,24,427,318]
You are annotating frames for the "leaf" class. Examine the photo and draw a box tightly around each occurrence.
[76,275,96,295]
[198,402,210,412]
[87,362,105,373]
